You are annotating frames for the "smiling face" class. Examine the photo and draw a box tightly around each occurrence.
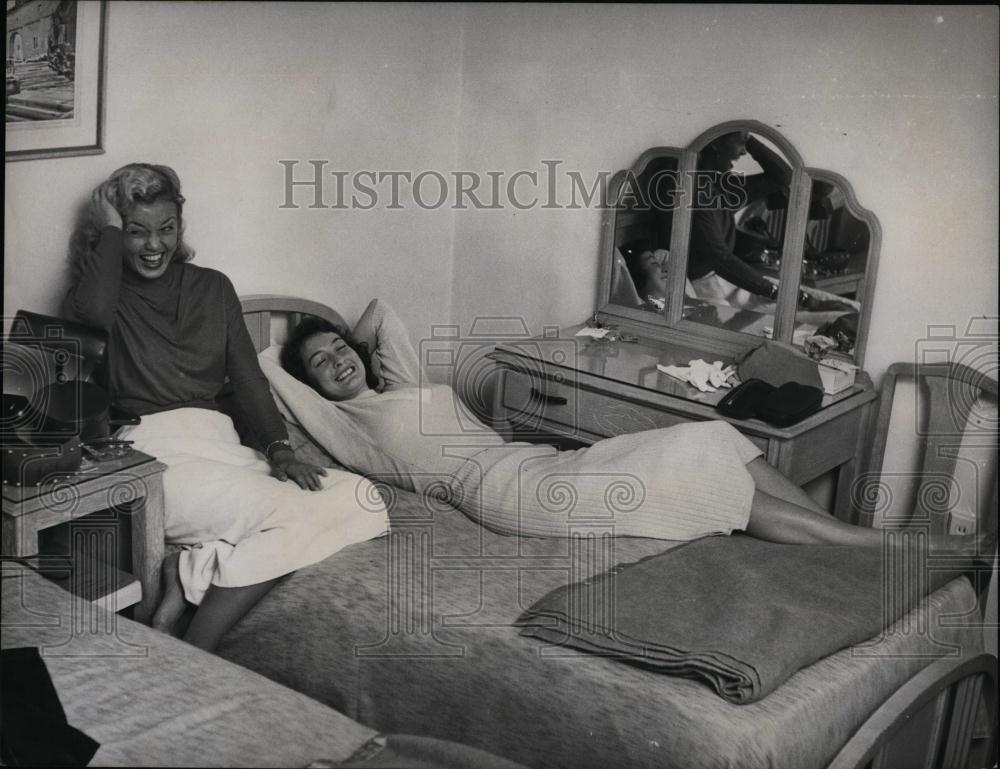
[300,332,371,401]
[121,200,180,280]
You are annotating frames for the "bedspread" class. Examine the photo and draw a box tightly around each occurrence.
[1,562,375,767]
[217,487,985,769]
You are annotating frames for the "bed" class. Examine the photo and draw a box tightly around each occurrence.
[1,560,378,767]
[1,562,528,768]
[212,294,993,769]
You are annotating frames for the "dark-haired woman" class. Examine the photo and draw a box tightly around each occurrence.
[64,164,387,651]
[264,301,986,554]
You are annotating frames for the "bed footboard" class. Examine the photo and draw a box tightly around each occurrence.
[828,652,998,769]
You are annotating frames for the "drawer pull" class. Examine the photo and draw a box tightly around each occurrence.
[530,386,568,406]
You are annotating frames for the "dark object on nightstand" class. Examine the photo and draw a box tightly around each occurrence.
[716,379,775,421]
[8,310,112,442]
[737,340,825,390]
[5,311,141,447]
[2,393,84,486]
[717,379,823,427]
[755,382,824,427]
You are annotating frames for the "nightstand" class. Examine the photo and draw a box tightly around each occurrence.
[489,325,878,521]
[2,450,166,624]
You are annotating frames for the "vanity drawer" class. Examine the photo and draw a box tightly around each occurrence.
[502,369,691,439]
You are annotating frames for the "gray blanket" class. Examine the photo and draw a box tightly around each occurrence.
[516,534,964,704]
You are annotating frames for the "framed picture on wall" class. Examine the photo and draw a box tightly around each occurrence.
[5,0,107,162]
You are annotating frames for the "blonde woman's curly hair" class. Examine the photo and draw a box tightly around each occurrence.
[69,163,195,276]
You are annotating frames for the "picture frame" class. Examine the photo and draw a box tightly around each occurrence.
[5,0,108,162]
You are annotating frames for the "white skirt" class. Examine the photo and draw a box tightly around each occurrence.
[117,408,389,604]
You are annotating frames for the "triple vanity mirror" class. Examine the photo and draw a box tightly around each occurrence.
[490,120,882,519]
[598,120,880,370]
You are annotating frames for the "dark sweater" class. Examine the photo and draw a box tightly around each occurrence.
[63,227,286,449]
[688,135,790,298]
[688,203,777,297]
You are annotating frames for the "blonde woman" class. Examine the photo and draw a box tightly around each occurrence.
[65,164,387,651]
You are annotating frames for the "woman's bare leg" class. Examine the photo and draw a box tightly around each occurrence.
[182,579,280,652]
[745,489,876,545]
[745,489,987,555]
[151,550,188,635]
[745,457,829,516]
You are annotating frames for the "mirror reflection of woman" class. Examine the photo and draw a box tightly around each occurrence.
[688,131,792,305]
[621,240,669,311]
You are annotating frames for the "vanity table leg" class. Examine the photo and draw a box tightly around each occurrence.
[130,471,165,625]
[833,400,875,524]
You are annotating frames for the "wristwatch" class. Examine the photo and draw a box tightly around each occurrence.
[264,439,293,461]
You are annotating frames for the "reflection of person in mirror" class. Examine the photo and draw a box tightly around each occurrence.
[688,131,792,305]
[621,239,669,311]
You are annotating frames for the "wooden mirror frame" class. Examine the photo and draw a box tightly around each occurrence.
[596,120,881,369]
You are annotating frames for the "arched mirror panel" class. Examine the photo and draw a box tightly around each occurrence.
[598,121,879,368]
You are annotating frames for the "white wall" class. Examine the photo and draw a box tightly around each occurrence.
[5,3,997,387]
[4,1,465,338]
[449,4,999,387]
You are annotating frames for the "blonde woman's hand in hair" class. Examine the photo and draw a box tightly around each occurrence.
[92,182,122,230]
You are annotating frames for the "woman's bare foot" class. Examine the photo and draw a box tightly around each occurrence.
[895,530,997,561]
[152,550,188,635]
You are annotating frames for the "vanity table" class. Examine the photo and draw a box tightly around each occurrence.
[489,120,881,522]
[490,327,876,520]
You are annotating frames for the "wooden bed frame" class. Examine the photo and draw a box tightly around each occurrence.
[828,653,997,769]
[238,292,998,769]
[241,294,348,353]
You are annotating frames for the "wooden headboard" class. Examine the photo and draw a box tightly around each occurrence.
[240,294,348,353]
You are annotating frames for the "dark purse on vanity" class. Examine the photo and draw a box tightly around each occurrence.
[717,379,823,427]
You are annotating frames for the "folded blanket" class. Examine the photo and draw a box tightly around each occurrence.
[516,534,963,704]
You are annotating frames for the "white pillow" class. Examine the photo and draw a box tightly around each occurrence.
[352,298,384,387]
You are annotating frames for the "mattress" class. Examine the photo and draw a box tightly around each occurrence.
[217,489,985,769]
